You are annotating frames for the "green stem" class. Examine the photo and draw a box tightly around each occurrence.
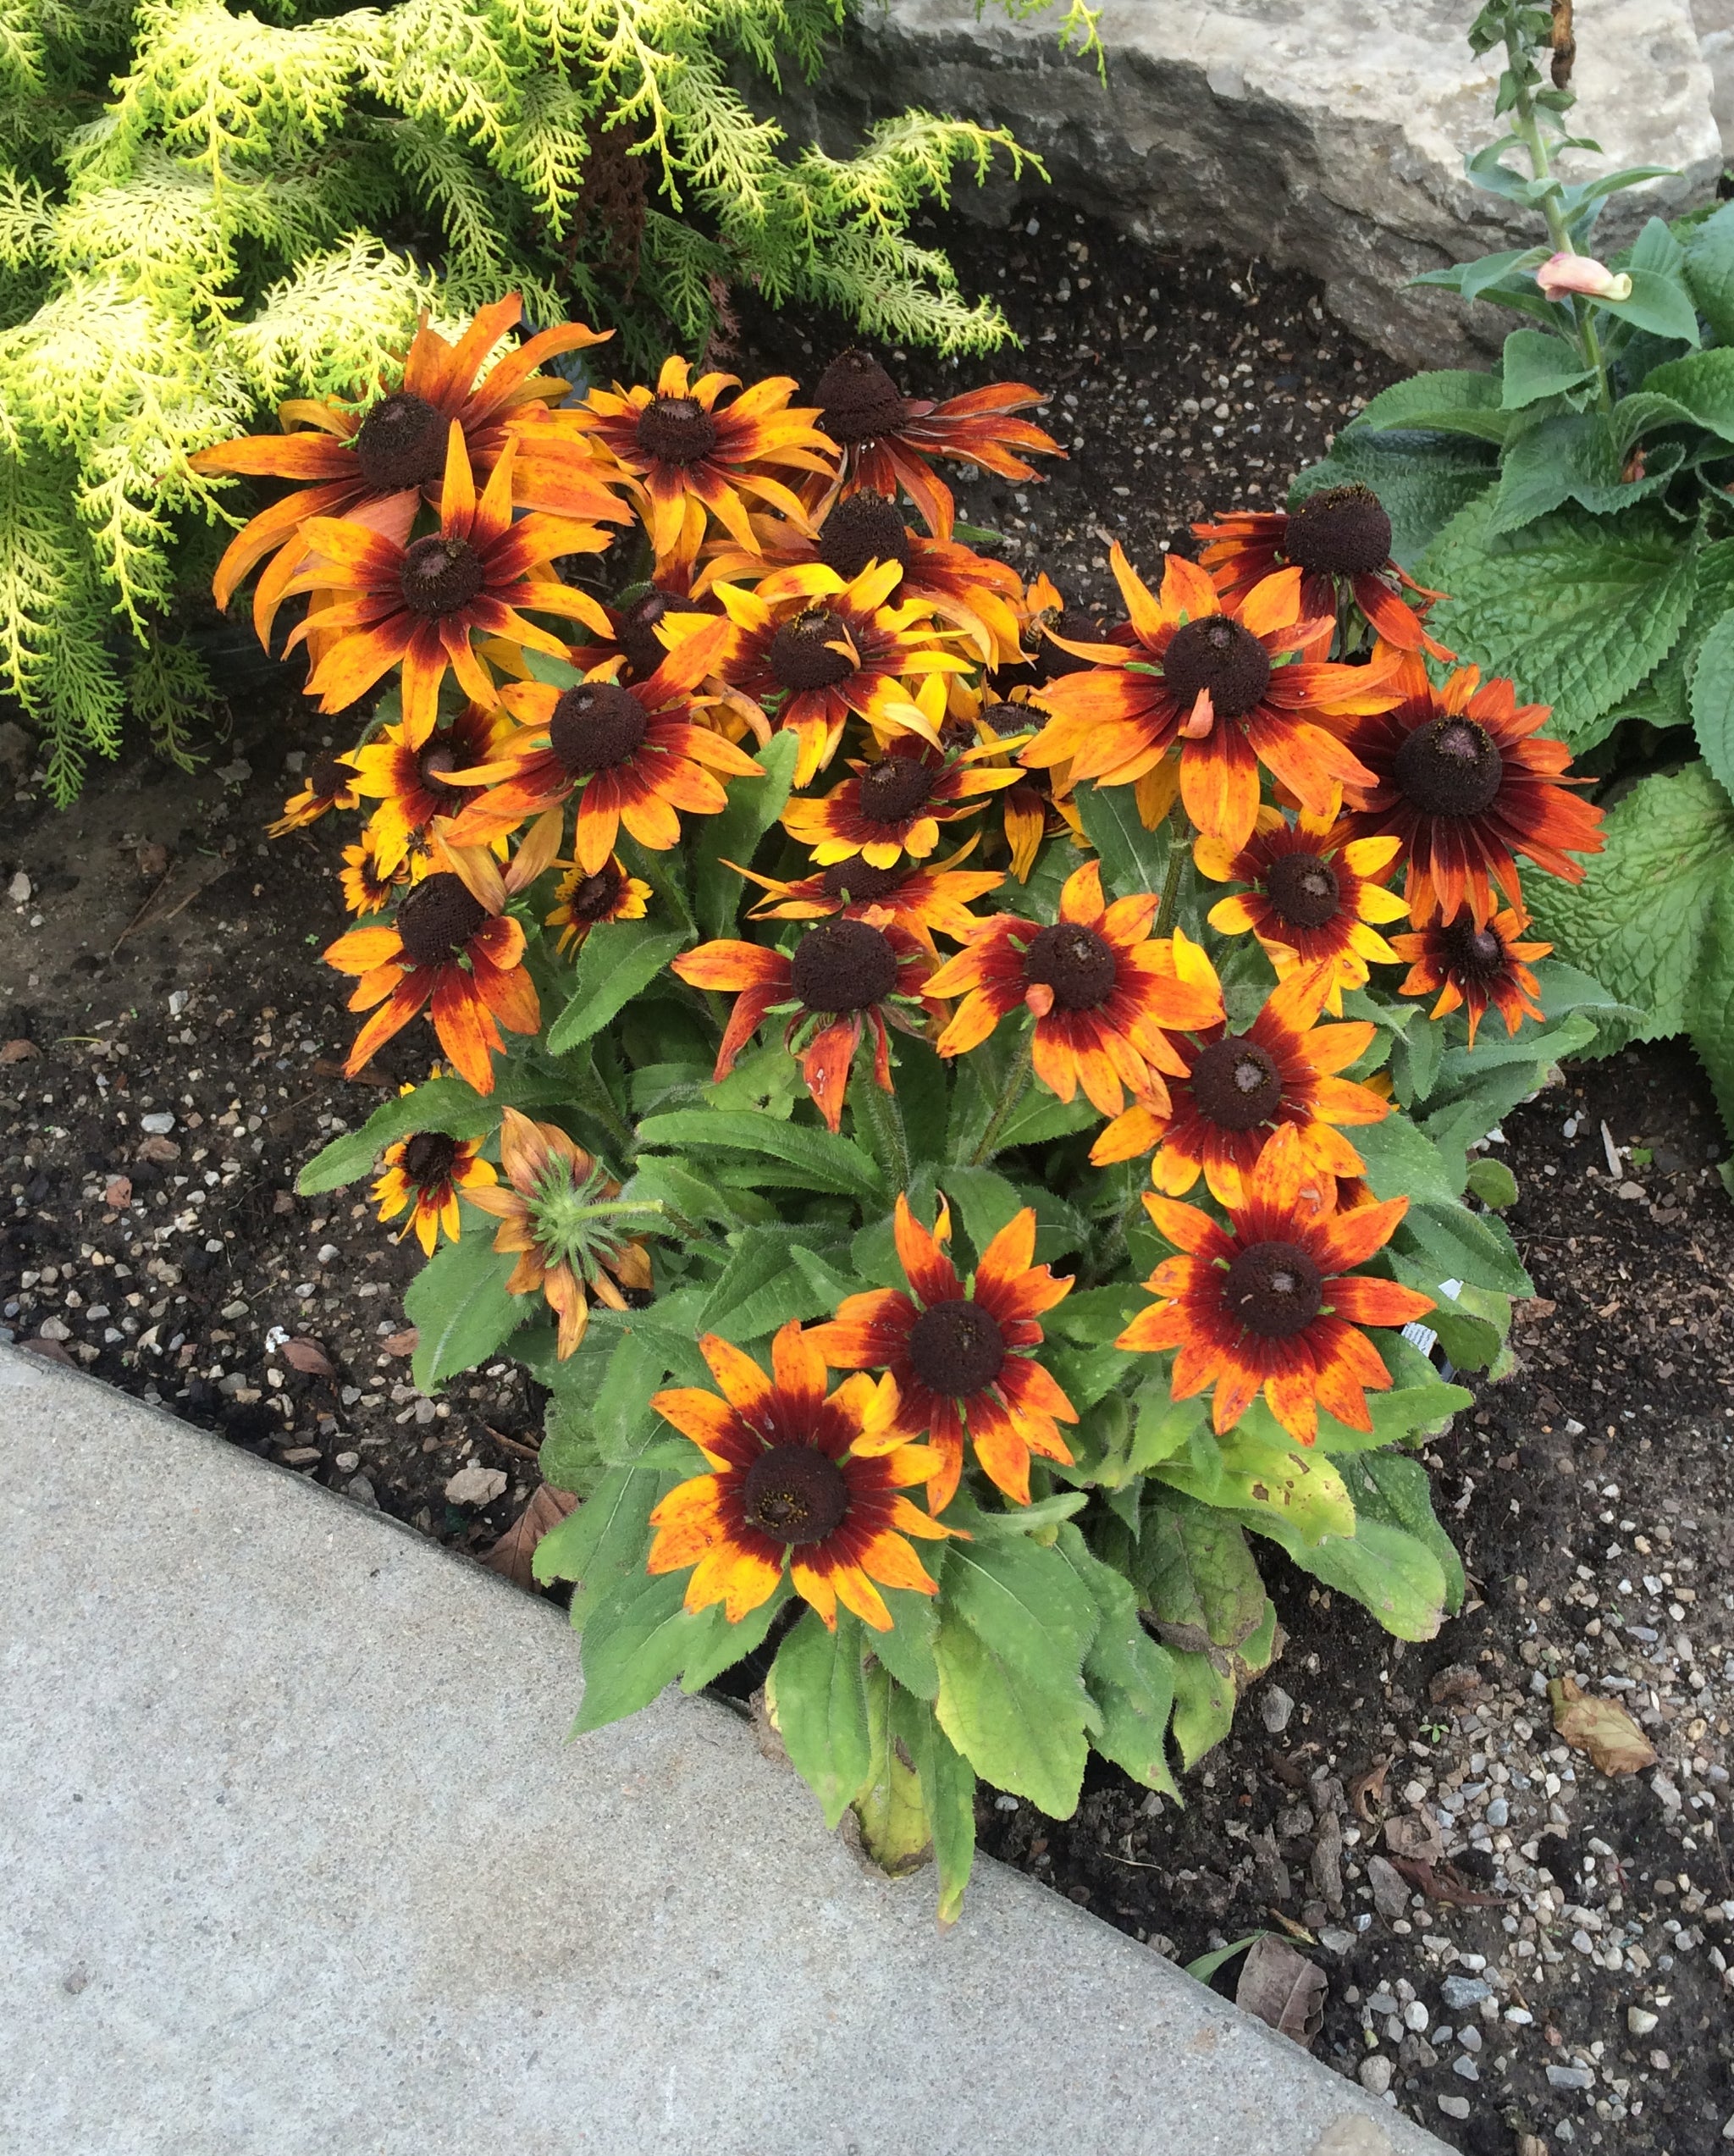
[969,1037,1033,1166]
[1153,827,1188,940]
[566,1048,634,1152]
[1082,1194,1138,1291]
[566,1198,670,1223]
[854,1071,912,1192]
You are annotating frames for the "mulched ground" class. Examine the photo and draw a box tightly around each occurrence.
[3,201,1729,2154]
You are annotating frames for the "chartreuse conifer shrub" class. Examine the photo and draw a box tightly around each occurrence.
[263,310,1613,1916]
[0,0,1090,804]
[1291,0,1734,1136]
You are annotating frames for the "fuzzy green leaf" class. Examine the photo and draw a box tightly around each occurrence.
[900,1690,976,1923]
[1348,367,1512,443]
[546,921,690,1056]
[770,1608,872,1827]
[572,1568,724,1734]
[932,1606,1088,1816]
[1499,329,1595,408]
[691,727,800,941]
[634,1109,885,1202]
[405,1224,524,1391]
[1074,778,1174,898]
[1690,607,1734,804]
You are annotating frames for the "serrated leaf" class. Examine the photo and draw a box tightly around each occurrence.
[770,1607,872,1827]
[691,727,799,941]
[1486,411,1679,537]
[1686,873,1734,1131]
[698,1224,848,1340]
[634,1108,885,1202]
[1690,607,1734,804]
[1499,329,1596,410]
[1685,201,1734,345]
[572,1568,726,1733]
[533,1457,674,1625]
[943,1529,1100,1705]
[1637,347,1734,442]
[1348,367,1511,442]
[1074,778,1174,897]
[546,920,689,1055]
[405,1226,525,1391]
[932,1605,1088,1816]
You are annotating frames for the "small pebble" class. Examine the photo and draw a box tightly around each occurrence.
[1453,2057,1480,2082]
[1259,1683,1294,1733]
[1627,2007,1659,2037]
[1459,2026,1483,2054]
[316,1242,340,1264]
[1367,1989,1398,2017]
[1403,2000,1429,2032]
[139,1112,176,1136]
[345,1474,378,1507]
[1484,1796,1509,1827]
[1505,2007,1534,2025]
[1357,2057,1393,2096]
[1438,2095,1471,2121]
[1442,1975,1490,2010]
[1547,2064,1594,2091]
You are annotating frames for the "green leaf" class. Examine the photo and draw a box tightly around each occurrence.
[1598,262,1703,347]
[294,1067,573,1195]
[1486,411,1680,537]
[405,1226,525,1392]
[533,1456,673,1625]
[1349,366,1511,442]
[1184,1932,1266,1984]
[1685,201,1734,345]
[1690,607,1734,804]
[853,1665,933,1874]
[634,1109,885,1202]
[1499,329,1596,409]
[1352,1111,1464,1205]
[546,920,690,1056]
[676,1578,788,1694]
[698,1224,848,1340]
[932,1604,1088,1816]
[870,1583,942,1701]
[943,1529,1100,1707]
[1213,1425,1356,1542]
[1136,1490,1268,1654]
[770,1607,872,1828]
[690,727,800,941]
[1165,1644,1237,1768]
[1061,1529,1179,1796]
[1397,1198,1532,1300]
[1466,1157,1519,1209]
[900,1692,976,1924]
[1074,779,1174,898]
[572,1567,724,1733]
[1289,434,1497,571]
[1248,1511,1448,1642]
[1686,875,1734,1130]
[1636,347,1734,441]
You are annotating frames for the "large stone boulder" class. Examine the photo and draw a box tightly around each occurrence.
[792,0,1721,365]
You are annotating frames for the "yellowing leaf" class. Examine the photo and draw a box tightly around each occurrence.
[1216,1428,1355,1542]
[1549,1674,1659,1777]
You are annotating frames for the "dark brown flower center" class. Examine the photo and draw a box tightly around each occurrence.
[566,860,625,922]
[1035,611,1104,683]
[1391,716,1505,818]
[395,871,487,966]
[857,755,933,826]
[769,608,856,692]
[789,917,899,1011]
[549,682,648,774]
[306,750,351,801]
[1440,915,1506,977]
[1023,921,1117,1011]
[819,859,907,902]
[1162,616,1273,719]
[740,1444,849,1544]
[815,351,906,445]
[907,1296,1006,1396]
[616,587,681,679]
[635,395,718,466]
[1188,1037,1284,1131]
[1222,1239,1323,1339]
[401,1129,461,1186]
[354,391,450,495]
[818,492,911,582]
[1284,484,1394,578]
[1263,850,1342,931]
[399,533,485,618]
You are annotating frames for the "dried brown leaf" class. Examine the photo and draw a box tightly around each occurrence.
[22,1335,74,1365]
[1428,1662,1482,1707]
[1386,1855,1507,1909]
[1234,1933,1326,2048]
[481,1483,577,1589]
[382,1328,417,1357]
[0,1037,40,1064]
[1549,1674,1658,1777]
[1349,1756,1390,1823]
[135,1135,179,1164]
[102,1176,133,1211]
[313,1057,392,1086]
[279,1336,336,1378]
[1383,1810,1446,1866]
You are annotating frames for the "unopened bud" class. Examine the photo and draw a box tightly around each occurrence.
[1535,252,1632,304]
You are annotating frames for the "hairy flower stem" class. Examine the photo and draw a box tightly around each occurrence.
[854,1072,912,1192]
[1153,822,1188,940]
[969,1037,1033,1166]
[564,1047,634,1151]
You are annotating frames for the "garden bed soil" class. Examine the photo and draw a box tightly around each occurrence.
[3,203,1729,2155]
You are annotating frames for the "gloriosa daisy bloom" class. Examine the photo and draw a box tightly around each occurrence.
[648,1321,957,1631]
[544,854,651,957]
[1393,907,1551,1045]
[372,1116,497,1256]
[339,829,400,915]
[269,748,359,836]
[346,699,509,878]
[1118,1124,1435,1445]
[781,736,1024,871]
[732,847,1006,954]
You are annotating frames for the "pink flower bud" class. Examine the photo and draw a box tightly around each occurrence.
[1534,252,1632,303]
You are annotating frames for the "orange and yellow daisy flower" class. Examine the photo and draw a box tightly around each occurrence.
[942,690,1079,881]
[733,846,1006,955]
[781,737,1024,871]
[1020,543,1402,852]
[544,853,652,957]
[672,917,937,1133]
[1091,955,1390,1205]
[809,1195,1077,1513]
[438,619,760,872]
[1117,1123,1436,1445]
[191,294,625,649]
[345,698,510,877]
[806,349,1063,540]
[1393,906,1551,1046]
[372,1122,498,1256]
[282,423,616,747]
[1194,485,1454,661]
[924,859,1223,1119]
[563,355,834,569]
[323,820,561,1092]
[268,747,360,836]
[1339,648,1605,928]
[648,1320,956,1631]
[1194,804,1409,1014]
[563,565,712,684]
[464,1106,653,1357]
[339,829,402,915]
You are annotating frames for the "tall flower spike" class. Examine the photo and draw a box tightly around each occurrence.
[648,1321,958,1631]
[1117,1122,1435,1445]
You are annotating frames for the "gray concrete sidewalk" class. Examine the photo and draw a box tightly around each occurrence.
[0,1346,1448,2156]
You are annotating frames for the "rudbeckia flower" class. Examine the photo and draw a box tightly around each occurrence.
[924,859,1223,1119]
[809,1195,1077,1512]
[372,1120,498,1256]
[781,737,1024,870]
[1194,804,1409,1014]
[1091,954,1390,1205]
[465,1107,653,1357]
[1393,907,1551,1045]
[323,820,561,1092]
[191,294,625,648]
[438,619,761,872]
[339,829,401,915]
[943,692,1079,881]
[268,747,359,835]
[346,699,510,877]
[544,854,651,957]
[672,916,937,1132]
[283,423,616,747]
[1021,543,1401,852]
[805,349,1062,539]
[733,847,1006,955]
[648,1320,957,1631]
[1117,1123,1435,1444]
[1194,485,1454,661]
[563,354,834,568]
[1339,648,1604,926]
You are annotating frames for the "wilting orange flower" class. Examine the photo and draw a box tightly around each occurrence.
[733,847,1005,954]
[346,699,510,877]
[323,821,560,1091]
[942,689,1078,882]
[1195,486,1454,660]
[269,747,359,835]
[191,295,624,648]
[1393,907,1551,1045]
[781,737,1024,871]
[673,917,936,1132]
[464,1106,652,1357]
[1092,954,1390,1206]
[809,1195,1077,1513]
[282,423,615,747]
[564,566,710,683]
[545,854,651,956]
[563,354,834,568]
[1021,544,1401,851]
[1194,804,1409,1014]
[1339,649,1604,927]
[925,859,1223,1119]
[1118,1124,1435,1445]
[339,829,401,915]
[649,1321,956,1630]
[439,620,760,871]
[806,349,1062,539]
[372,1119,497,1256]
